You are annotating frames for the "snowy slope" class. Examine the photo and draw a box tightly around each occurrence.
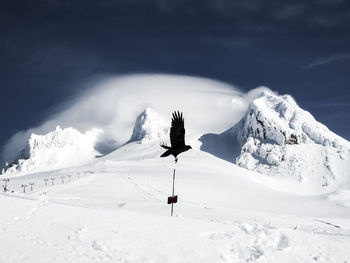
[1,75,350,262]
[202,91,350,187]
[1,142,350,263]
[2,126,101,176]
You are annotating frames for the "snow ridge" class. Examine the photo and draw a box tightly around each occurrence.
[128,108,168,143]
[2,126,100,175]
[234,91,346,147]
[231,91,350,186]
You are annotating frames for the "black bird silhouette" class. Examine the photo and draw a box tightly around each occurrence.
[160,111,192,163]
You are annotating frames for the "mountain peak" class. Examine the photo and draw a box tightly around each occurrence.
[128,108,168,143]
[234,92,345,147]
[230,92,350,186]
[2,126,100,175]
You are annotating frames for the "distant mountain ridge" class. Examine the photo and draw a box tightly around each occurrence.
[2,91,350,188]
[1,108,169,176]
[2,126,100,175]
[229,91,350,186]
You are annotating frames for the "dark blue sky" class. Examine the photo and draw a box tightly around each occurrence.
[1,0,350,152]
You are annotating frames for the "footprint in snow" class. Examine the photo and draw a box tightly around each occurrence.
[277,234,289,250]
[210,223,290,262]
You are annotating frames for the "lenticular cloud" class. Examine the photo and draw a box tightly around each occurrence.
[2,74,251,163]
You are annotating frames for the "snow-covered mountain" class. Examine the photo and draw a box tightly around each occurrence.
[1,108,170,176]
[1,78,350,263]
[228,91,350,186]
[128,108,169,143]
[2,126,101,175]
[3,90,350,188]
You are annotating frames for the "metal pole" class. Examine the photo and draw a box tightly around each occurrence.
[3,178,9,192]
[171,168,176,216]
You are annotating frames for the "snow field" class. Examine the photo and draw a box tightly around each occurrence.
[1,75,350,262]
[1,144,350,262]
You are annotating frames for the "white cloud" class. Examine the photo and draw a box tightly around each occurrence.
[304,53,350,69]
[2,74,258,162]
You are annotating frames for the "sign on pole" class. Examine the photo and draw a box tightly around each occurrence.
[167,195,178,204]
[168,168,178,216]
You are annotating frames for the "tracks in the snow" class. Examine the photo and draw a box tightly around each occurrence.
[204,221,290,262]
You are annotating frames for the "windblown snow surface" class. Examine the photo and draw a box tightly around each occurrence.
[2,126,101,176]
[1,75,350,263]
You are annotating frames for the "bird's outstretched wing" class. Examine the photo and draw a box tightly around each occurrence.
[170,111,185,148]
